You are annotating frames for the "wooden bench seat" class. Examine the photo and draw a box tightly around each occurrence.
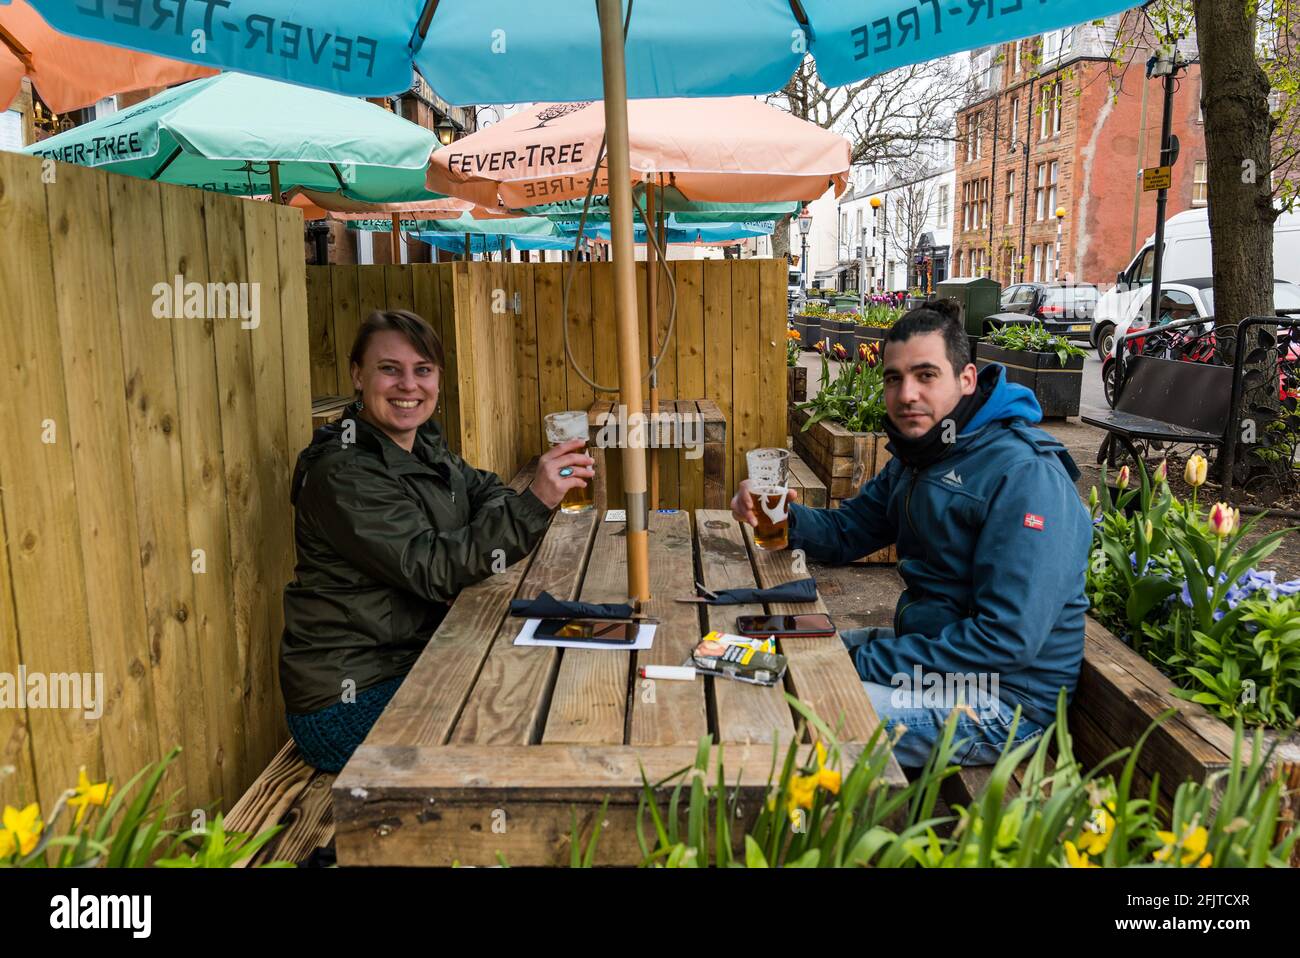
[786,450,827,509]
[223,742,336,867]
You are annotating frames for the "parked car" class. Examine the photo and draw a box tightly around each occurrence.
[1091,208,1300,360]
[996,282,1098,340]
[788,266,804,313]
[1099,278,1300,405]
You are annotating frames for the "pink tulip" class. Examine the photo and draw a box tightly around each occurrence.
[1208,502,1236,538]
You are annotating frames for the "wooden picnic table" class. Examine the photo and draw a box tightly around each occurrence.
[332,463,905,866]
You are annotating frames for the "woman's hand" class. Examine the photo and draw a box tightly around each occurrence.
[731,479,799,528]
[529,438,595,510]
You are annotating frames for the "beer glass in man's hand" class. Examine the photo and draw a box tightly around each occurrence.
[735,448,798,551]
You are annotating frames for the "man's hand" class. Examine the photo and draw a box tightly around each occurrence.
[731,479,799,528]
[529,438,594,510]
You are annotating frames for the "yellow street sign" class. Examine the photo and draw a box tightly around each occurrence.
[1143,166,1172,191]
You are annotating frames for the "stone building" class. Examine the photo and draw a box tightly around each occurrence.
[951,20,1208,287]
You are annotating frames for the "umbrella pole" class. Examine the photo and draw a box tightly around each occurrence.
[269,161,282,204]
[597,0,650,601]
[645,180,659,512]
[390,214,401,263]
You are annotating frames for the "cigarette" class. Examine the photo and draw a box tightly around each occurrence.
[639,665,697,681]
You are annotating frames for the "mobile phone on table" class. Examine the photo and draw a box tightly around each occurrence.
[534,618,640,644]
[735,613,835,638]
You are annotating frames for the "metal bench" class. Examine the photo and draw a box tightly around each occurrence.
[1082,355,1233,467]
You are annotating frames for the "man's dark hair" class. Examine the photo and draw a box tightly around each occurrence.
[882,299,972,374]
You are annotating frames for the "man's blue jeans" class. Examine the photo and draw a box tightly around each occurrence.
[839,627,1045,770]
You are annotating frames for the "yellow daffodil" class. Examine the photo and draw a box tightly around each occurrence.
[1077,803,1115,856]
[1154,825,1213,867]
[0,828,12,859]
[68,767,114,827]
[786,774,818,814]
[2,803,43,857]
[1185,454,1208,488]
[810,741,841,794]
[1064,840,1097,868]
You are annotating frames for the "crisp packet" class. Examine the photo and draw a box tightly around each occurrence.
[689,630,787,686]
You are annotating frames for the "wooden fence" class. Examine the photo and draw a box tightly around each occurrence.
[0,152,310,819]
[304,259,788,508]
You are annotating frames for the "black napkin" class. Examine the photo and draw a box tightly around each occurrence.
[702,577,818,605]
[509,591,634,620]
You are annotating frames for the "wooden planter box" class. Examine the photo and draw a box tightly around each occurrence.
[1076,617,1300,859]
[792,313,820,347]
[975,343,1083,419]
[787,365,807,403]
[854,325,888,348]
[788,405,896,563]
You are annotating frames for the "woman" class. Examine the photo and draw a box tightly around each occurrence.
[280,309,592,771]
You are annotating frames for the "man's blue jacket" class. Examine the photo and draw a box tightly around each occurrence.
[788,364,1091,729]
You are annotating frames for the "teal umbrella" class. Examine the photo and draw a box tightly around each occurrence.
[20,72,444,202]
[523,187,798,226]
[344,212,560,237]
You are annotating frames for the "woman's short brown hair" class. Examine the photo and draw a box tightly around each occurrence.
[348,310,445,384]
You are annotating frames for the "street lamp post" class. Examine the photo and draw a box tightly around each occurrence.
[797,206,812,293]
[869,195,882,292]
[1054,206,1066,282]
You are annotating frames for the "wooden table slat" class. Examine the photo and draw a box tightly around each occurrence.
[694,510,798,745]
[541,516,636,745]
[628,511,710,746]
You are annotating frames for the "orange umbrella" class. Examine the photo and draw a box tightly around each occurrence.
[0,0,213,113]
[427,97,849,209]
[286,187,476,221]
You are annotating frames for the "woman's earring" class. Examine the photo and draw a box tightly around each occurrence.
[357,398,364,411]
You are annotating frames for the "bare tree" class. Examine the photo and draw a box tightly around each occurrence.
[887,162,940,288]
[765,55,972,263]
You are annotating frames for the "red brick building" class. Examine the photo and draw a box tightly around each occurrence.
[952,22,1208,287]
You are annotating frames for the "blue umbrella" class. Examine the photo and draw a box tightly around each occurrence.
[415,232,578,254]
[27,0,1131,596]
[27,1,1132,101]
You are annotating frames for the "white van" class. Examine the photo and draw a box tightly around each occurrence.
[788,265,803,311]
[1091,208,1300,357]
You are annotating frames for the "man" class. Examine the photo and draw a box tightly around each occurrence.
[732,302,1091,767]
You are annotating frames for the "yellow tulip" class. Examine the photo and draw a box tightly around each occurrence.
[68,767,114,828]
[2,803,43,857]
[1064,840,1097,868]
[1185,454,1208,488]
[1088,486,1099,512]
[1143,519,1153,543]
[1153,459,1168,484]
[1116,465,1130,490]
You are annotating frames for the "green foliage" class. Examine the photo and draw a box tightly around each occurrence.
[563,692,1299,868]
[856,305,904,328]
[1085,460,1300,728]
[795,343,886,433]
[1,747,292,869]
[985,321,1087,367]
[801,301,830,317]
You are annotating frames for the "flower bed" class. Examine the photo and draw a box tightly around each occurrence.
[1087,456,1300,731]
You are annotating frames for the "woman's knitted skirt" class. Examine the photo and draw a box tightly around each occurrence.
[285,676,405,773]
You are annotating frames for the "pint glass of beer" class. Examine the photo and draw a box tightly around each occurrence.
[746,448,791,551]
[751,484,790,550]
[544,410,593,514]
